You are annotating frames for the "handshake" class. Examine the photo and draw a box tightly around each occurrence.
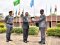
[31,18,39,22]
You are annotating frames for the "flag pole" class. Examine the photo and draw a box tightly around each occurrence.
[16,9,17,27]
[46,3,47,23]
[54,5,57,27]
[50,5,52,28]
[18,8,20,27]
[30,0,34,17]
[33,0,35,26]
[55,5,57,27]
[17,0,20,27]
[56,0,58,27]
[34,0,35,17]
[19,0,20,27]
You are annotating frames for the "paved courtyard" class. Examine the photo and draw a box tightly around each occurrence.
[0,33,60,45]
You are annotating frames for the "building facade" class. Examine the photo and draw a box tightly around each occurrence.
[0,15,60,28]
[13,15,60,28]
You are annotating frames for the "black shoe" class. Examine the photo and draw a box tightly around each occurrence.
[24,41,27,43]
[27,41,29,42]
[39,41,42,43]
[23,40,25,42]
[42,42,45,44]
[23,40,28,43]
[6,40,9,42]
[9,39,13,41]
[39,41,45,44]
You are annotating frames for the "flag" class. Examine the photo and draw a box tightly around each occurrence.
[50,7,52,14]
[15,9,17,16]
[55,5,57,12]
[30,0,34,7]
[13,0,20,6]
[18,9,20,15]
[22,9,24,14]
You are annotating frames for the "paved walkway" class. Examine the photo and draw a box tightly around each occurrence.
[0,33,60,45]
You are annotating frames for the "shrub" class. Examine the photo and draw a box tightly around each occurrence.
[47,27,60,37]
[29,26,39,35]
[12,27,23,34]
[0,23,6,33]
[12,26,39,35]
[0,23,5,28]
[0,27,6,33]
[47,29,55,36]
[56,23,60,27]
[0,26,39,35]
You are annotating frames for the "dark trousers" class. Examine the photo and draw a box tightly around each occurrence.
[40,27,45,43]
[23,29,29,41]
[6,24,13,41]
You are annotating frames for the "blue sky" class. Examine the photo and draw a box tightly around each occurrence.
[0,0,60,17]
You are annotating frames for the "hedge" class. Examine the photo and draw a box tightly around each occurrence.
[12,27,23,34]
[0,26,39,35]
[0,27,6,33]
[0,22,5,28]
[47,27,60,37]
[56,23,60,27]
[29,26,39,35]
[0,22,6,33]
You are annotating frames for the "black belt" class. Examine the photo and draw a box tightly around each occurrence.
[7,23,13,25]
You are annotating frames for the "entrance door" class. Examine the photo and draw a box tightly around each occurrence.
[49,22,51,28]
